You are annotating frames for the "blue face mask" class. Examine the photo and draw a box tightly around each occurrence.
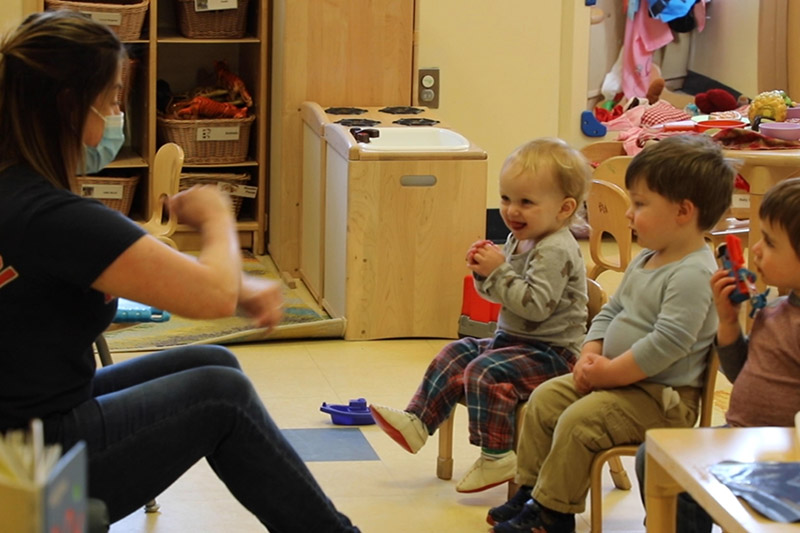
[81,106,125,175]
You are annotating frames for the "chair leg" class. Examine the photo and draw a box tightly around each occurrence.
[436,410,455,480]
[607,456,632,490]
[144,499,160,513]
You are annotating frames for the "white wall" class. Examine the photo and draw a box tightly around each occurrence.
[416,1,590,208]
[689,0,759,97]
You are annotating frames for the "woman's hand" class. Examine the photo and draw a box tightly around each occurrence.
[238,276,284,330]
[168,185,234,230]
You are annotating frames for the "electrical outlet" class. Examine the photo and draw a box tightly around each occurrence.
[418,68,440,109]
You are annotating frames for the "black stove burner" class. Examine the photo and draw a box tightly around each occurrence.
[379,106,424,115]
[393,118,440,126]
[335,118,380,127]
[325,107,368,115]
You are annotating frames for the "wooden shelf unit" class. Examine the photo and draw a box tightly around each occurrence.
[27,0,269,253]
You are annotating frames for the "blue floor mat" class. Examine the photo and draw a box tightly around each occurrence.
[281,428,379,462]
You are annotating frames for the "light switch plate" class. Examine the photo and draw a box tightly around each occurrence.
[418,68,440,108]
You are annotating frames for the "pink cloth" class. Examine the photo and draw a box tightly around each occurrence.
[622,2,673,99]
[694,0,707,33]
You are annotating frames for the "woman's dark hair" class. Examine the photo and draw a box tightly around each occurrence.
[0,10,125,188]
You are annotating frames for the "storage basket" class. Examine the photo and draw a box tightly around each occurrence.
[45,0,149,41]
[74,175,139,215]
[175,0,249,39]
[179,172,250,217]
[157,115,255,164]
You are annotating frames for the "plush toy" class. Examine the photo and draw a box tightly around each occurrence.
[646,78,665,105]
[695,89,738,114]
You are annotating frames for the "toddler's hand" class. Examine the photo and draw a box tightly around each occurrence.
[710,268,741,326]
[467,241,504,277]
[466,239,494,265]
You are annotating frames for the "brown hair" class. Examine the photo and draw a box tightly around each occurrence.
[0,10,125,188]
[503,137,591,222]
[624,135,735,231]
[760,177,800,258]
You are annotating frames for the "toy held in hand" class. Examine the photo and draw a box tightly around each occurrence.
[716,234,769,317]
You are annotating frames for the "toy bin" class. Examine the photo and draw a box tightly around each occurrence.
[179,172,251,218]
[157,115,254,164]
[45,0,149,41]
[175,0,249,38]
[307,103,487,340]
[74,174,139,216]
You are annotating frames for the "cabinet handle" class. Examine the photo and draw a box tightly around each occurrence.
[400,175,437,187]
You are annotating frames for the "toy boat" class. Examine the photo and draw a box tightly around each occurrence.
[320,398,376,426]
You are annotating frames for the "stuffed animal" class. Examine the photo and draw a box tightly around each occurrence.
[695,89,738,114]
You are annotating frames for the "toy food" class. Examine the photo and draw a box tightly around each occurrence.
[748,90,791,122]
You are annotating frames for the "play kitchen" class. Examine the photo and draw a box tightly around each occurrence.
[300,102,487,340]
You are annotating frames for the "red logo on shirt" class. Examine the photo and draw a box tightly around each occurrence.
[0,254,19,289]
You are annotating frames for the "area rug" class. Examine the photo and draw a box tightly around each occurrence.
[103,253,345,352]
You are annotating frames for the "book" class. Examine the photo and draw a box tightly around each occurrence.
[0,420,87,532]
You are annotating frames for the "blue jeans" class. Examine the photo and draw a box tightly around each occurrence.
[42,345,359,532]
[635,443,713,533]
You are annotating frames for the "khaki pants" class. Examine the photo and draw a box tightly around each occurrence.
[516,373,700,514]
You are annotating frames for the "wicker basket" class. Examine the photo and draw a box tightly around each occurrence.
[157,115,254,164]
[175,0,249,39]
[75,175,139,215]
[45,0,149,41]
[179,172,250,217]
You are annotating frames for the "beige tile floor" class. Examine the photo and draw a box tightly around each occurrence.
[109,239,734,532]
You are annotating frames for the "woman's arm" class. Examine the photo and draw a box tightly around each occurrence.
[91,186,242,320]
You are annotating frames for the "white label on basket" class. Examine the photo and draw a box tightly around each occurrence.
[731,193,750,210]
[194,0,238,12]
[80,184,124,200]
[80,11,123,26]
[196,126,240,142]
[220,184,258,198]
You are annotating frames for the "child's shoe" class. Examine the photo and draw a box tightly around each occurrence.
[455,451,516,493]
[491,500,575,533]
[486,485,533,525]
[369,404,428,453]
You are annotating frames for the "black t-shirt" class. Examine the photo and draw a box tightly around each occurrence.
[0,165,145,430]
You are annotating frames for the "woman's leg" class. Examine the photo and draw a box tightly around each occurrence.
[45,348,358,532]
[406,336,489,433]
[464,340,575,450]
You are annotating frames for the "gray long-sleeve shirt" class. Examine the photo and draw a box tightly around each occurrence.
[475,226,588,354]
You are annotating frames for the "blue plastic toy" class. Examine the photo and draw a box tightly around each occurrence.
[581,110,607,137]
[114,298,171,323]
[320,398,376,426]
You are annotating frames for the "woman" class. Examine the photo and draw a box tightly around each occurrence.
[0,11,359,532]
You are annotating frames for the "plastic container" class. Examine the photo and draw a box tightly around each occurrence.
[320,398,376,426]
[758,122,800,140]
[694,119,747,132]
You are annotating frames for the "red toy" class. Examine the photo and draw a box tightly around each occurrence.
[458,275,501,338]
[717,234,769,317]
[695,89,738,114]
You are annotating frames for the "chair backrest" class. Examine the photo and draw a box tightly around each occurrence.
[698,346,720,427]
[141,143,184,242]
[586,179,633,280]
[580,141,626,166]
[586,278,607,328]
[592,155,632,191]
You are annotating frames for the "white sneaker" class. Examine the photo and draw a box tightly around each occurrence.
[369,404,428,454]
[455,451,517,493]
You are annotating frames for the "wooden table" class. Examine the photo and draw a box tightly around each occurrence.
[722,149,800,286]
[645,427,800,533]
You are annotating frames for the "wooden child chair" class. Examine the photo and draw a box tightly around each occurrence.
[586,179,633,280]
[436,278,608,498]
[588,346,720,533]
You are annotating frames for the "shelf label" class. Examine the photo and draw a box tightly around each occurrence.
[194,0,238,12]
[219,183,258,198]
[80,184,124,200]
[196,126,241,142]
[731,193,750,209]
[80,11,123,26]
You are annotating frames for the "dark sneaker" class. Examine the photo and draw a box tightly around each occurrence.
[486,486,533,525]
[491,500,575,533]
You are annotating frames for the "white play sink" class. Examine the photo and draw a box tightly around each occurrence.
[356,127,470,152]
